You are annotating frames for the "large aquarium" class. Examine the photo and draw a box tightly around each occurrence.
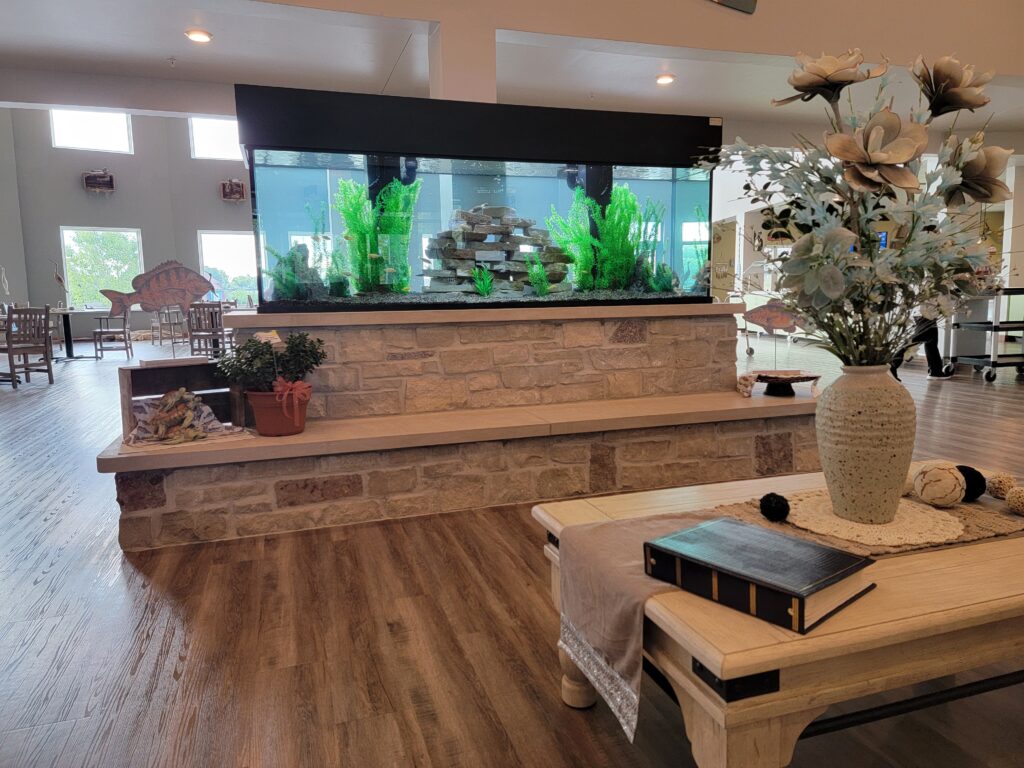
[237,86,721,312]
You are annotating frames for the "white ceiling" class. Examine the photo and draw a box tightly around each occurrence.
[1,2,1022,133]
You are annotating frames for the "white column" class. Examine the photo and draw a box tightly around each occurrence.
[1001,160,1023,289]
[427,20,497,103]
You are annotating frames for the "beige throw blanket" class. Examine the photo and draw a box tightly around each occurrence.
[557,512,707,741]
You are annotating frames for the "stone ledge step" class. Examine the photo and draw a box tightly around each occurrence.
[97,392,816,474]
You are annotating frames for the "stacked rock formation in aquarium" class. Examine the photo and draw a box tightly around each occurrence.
[423,205,571,295]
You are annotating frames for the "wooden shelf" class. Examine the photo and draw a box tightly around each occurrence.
[224,302,745,329]
[96,391,815,473]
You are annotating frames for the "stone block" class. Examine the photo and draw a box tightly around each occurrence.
[310,365,360,392]
[755,433,795,476]
[620,440,673,462]
[421,461,465,478]
[649,318,696,338]
[416,326,460,348]
[383,494,440,519]
[696,319,737,340]
[606,370,644,398]
[441,348,494,374]
[467,372,501,391]
[531,348,585,364]
[235,510,321,538]
[318,453,381,473]
[537,466,589,499]
[619,461,701,491]
[589,347,666,371]
[158,510,229,545]
[405,377,469,412]
[174,483,268,508]
[501,363,565,389]
[240,457,317,479]
[714,338,738,365]
[589,443,617,493]
[549,442,590,464]
[717,435,754,458]
[563,321,604,348]
[335,330,385,362]
[166,464,243,488]
[427,474,489,511]
[487,471,536,505]
[509,438,550,467]
[674,340,713,367]
[540,380,606,403]
[717,419,766,436]
[471,389,542,410]
[118,516,154,551]
[115,471,166,513]
[320,499,385,527]
[608,319,648,344]
[361,359,440,379]
[794,443,822,472]
[460,442,507,471]
[382,327,418,349]
[492,345,530,365]
[383,445,460,467]
[367,467,419,496]
[385,350,434,361]
[327,391,402,418]
[275,474,364,507]
[702,457,755,483]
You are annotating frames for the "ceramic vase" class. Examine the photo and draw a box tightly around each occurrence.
[816,365,916,524]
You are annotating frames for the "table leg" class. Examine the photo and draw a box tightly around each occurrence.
[559,648,597,709]
[63,313,75,358]
[676,687,825,768]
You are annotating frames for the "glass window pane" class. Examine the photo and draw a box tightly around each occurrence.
[199,231,258,305]
[60,228,143,309]
[190,118,242,160]
[51,110,132,153]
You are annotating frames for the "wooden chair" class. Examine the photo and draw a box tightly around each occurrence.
[93,311,133,360]
[152,306,187,348]
[187,302,234,358]
[2,305,54,389]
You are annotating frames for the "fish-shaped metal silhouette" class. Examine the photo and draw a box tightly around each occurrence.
[744,299,804,334]
[101,261,214,316]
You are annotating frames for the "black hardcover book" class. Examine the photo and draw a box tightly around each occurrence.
[644,518,875,634]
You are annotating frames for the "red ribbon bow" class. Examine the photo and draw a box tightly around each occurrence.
[273,377,312,427]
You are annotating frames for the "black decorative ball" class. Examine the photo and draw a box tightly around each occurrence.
[956,465,987,503]
[759,493,790,522]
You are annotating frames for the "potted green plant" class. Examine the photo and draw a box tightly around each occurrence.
[217,332,326,436]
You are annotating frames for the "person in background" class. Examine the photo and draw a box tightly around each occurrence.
[891,316,951,381]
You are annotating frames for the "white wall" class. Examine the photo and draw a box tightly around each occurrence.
[0,109,28,302]
[9,108,252,325]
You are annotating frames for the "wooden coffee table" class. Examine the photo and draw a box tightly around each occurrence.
[533,473,1024,768]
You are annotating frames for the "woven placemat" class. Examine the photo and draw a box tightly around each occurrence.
[714,488,1024,558]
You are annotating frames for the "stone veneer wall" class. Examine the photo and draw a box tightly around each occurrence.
[116,415,819,551]
[236,315,739,419]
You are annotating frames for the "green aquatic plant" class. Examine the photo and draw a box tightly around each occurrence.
[472,266,494,297]
[526,253,550,296]
[265,244,323,301]
[375,178,422,293]
[547,187,597,291]
[548,185,665,292]
[333,178,376,292]
[332,177,422,293]
[643,261,677,293]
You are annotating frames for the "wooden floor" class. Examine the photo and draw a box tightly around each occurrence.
[0,336,1022,767]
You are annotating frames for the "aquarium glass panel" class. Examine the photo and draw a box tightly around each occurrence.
[250,151,712,309]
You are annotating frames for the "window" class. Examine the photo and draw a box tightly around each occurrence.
[51,109,133,153]
[198,231,258,305]
[189,117,242,160]
[60,227,143,310]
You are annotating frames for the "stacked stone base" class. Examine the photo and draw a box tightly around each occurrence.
[115,415,819,551]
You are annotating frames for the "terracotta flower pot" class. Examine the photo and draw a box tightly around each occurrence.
[245,390,310,437]
[816,365,916,524]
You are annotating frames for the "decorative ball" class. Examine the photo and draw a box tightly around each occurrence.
[987,473,1017,500]
[1007,488,1024,516]
[913,461,966,508]
[759,493,790,522]
[956,465,987,503]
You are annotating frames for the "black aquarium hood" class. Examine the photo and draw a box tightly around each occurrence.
[234,84,722,168]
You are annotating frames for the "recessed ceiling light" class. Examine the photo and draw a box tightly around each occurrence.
[655,73,676,86]
[185,28,213,44]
